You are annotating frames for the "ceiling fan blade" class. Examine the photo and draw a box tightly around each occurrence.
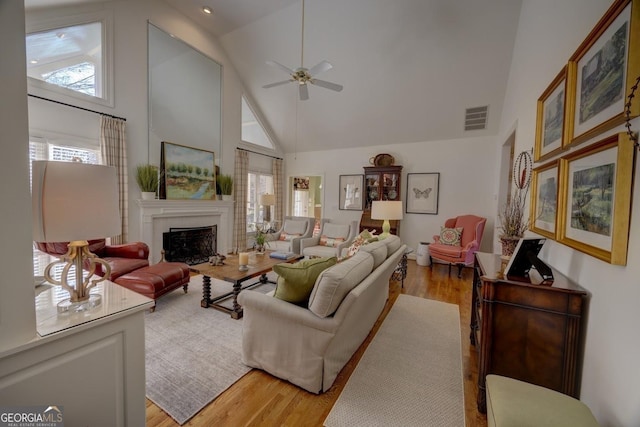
[311,79,343,92]
[263,80,292,89]
[299,83,309,101]
[266,60,295,76]
[307,60,333,77]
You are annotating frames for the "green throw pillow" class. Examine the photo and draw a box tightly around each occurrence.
[273,256,337,304]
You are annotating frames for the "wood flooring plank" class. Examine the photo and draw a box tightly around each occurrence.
[146,261,488,427]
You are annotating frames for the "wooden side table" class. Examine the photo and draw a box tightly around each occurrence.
[472,252,588,413]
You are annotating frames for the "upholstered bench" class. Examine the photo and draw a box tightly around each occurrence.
[114,262,190,311]
[486,375,599,427]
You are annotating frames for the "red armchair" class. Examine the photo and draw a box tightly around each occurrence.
[429,215,487,278]
[35,239,190,310]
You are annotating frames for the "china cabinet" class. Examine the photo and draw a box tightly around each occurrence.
[360,165,403,235]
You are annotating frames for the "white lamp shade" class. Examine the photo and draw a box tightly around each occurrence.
[32,161,122,242]
[371,200,403,220]
[260,193,276,206]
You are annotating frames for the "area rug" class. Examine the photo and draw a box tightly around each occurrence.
[324,294,464,427]
[145,274,274,425]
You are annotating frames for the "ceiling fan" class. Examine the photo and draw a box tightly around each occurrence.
[262,0,343,101]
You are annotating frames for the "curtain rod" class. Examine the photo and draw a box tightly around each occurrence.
[237,147,282,160]
[28,94,127,121]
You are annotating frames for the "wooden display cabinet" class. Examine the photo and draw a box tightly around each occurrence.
[360,165,402,235]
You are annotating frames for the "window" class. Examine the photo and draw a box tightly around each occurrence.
[30,138,102,277]
[247,171,274,231]
[241,96,274,149]
[26,12,113,106]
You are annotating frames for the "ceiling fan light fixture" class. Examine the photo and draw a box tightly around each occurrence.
[262,0,342,101]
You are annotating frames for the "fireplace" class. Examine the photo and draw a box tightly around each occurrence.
[136,199,233,264]
[163,225,217,265]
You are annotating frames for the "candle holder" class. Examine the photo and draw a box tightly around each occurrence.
[238,252,250,271]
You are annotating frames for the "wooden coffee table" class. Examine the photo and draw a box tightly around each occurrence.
[190,251,303,319]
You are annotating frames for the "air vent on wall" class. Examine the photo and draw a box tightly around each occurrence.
[465,105,489,131]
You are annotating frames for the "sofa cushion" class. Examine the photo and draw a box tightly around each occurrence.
[284,220,308,235]
[308,251,374,318]
[273,256,337,304]
[440,226,463,246]
[381,234,402,255]
[279,232,301,241]
[359,240,387,268]
[319,235,346,247]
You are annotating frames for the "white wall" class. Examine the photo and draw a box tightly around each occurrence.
[285,135,498,255]
[500,1,640,425]
[0,1,37,351]
[25,0,283,246]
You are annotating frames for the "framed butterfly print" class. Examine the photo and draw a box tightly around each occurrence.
[339,174,364,210]
[406,173,439,214]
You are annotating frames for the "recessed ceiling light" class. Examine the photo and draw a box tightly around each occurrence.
[30,59,38,64]
[56,32,66,39]
[202,6,212,15]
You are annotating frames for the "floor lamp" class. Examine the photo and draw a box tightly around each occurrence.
[260,193,276,232]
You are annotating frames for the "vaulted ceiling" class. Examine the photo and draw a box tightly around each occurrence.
[25,0,523,154]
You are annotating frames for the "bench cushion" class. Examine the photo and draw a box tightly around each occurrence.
[486,375,599,427]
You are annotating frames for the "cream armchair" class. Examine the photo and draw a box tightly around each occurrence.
[300,219,359,258]
[267,216,316,254]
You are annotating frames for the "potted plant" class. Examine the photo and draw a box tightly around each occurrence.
[217,174,233,201]
[136,164,159,200]
[252,222,270,253]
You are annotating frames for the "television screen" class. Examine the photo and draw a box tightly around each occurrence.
[504,237,553,284]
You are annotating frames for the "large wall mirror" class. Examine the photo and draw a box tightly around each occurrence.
[148,23,222,168]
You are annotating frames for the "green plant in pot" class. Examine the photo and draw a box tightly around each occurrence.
[136,164,159,200]
[217,174,233,200]
[251,222,270,253]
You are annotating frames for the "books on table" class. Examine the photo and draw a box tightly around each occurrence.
[269,251,297,260]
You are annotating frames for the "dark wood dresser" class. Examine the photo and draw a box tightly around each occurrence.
[472,252,588,413]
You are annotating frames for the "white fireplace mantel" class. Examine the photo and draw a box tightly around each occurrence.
[136,199,234,263]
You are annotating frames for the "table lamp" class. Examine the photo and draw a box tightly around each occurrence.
[371,200,403,240]
[260,193,275,222]
[32,161,121,313]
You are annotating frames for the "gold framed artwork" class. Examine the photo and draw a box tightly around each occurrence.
[557,133,635,265]
[530,160,560,240]
[566,0,640,146]
[160,141,216,200]
[534,68,568,162]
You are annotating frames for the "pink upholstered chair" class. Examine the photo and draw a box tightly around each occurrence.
[429,215,487,278]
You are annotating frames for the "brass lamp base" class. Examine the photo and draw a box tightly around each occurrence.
[44,240,111,314]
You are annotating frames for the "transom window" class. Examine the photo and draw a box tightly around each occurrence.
[25,12,112,106]
[241,96,274,149]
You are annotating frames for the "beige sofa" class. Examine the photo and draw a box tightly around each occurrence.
[238,235,406,393]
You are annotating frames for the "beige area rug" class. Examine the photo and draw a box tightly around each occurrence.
[324,294,464,427]
[145,274,274,425]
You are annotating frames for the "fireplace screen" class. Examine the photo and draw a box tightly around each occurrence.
[163,225,217,265]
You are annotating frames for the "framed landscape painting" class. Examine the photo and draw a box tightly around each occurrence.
[339,174,364,211]
[530,160,559,239]
[557,133,634,265]
[567,0,640,146]
[534,68,568,161]
[406,173,439,214]
[160,141,216,200]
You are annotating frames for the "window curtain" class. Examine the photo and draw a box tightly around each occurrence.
[273,158,284,225]
[100,116,128,244]
[234,149,249,252]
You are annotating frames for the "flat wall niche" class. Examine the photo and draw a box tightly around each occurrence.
[148,22,222,169]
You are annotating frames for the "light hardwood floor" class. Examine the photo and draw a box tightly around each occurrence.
[146,260,488,427]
